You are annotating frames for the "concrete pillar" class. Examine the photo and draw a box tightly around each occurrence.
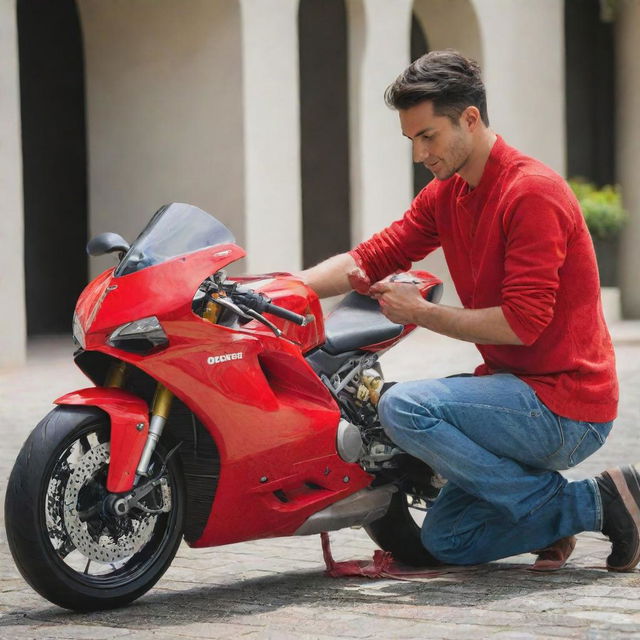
[470,0,565,175]
[346,0,414,242]
[239,0,302,273]
[0,0,26,368]
[616,0,640,318]
[77,0,245,278]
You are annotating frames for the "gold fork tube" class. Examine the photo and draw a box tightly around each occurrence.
[105,361,127,388]
[136,383,174,477]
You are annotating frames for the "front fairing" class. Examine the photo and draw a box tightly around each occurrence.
[75,243,245,349]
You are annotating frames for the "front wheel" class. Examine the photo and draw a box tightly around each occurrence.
[4,406,185,611]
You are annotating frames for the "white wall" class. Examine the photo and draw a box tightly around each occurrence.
[471,0,566,175]
[77,0,245,278]
[0,0,26,368]
[239,0,302,274]
[347,0,414,243]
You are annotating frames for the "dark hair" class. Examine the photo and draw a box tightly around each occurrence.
[384,50,489,126]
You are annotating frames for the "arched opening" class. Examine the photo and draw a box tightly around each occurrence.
[299,0,350,268]
[564,0,615,186]
[17,0,88,335]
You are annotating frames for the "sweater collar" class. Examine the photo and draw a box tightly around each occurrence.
[457,134,508,201]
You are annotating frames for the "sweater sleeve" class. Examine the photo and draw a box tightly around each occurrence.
[500,176,576,346]
[349,183,440,284]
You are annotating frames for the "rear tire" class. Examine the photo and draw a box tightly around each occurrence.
[4,406,185,611]
[365,490,444,567]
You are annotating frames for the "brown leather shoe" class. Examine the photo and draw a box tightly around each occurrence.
[596,464,640,572]
[530,535,577,571]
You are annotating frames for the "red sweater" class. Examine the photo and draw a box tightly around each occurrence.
[351,136,618,423]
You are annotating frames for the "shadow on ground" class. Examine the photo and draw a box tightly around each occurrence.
[0,562,617,631]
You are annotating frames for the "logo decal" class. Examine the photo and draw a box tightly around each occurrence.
[207,352,243,365]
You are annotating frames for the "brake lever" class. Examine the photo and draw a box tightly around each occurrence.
[210,294,253,320]
[239,305,283,337]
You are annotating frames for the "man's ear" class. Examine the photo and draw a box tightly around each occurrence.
[462,106,481,132]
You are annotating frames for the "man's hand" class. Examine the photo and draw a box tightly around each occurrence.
[369,281,427,325]
[370,281,524,345]
[347,267,372,295]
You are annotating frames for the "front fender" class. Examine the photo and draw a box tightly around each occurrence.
[55,388,149,493]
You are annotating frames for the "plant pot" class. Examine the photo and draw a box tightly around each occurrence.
[592,235,619,287]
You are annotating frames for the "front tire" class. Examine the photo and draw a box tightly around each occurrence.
[4,406,185,611]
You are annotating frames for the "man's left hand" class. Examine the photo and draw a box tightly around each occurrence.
[369,281,428,325]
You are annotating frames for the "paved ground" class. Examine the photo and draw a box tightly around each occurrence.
[1,323,640,640]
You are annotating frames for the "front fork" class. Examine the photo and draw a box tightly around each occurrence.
[106,361,174,478]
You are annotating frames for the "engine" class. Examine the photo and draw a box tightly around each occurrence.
[327,352,446,500]
[326,353,403,471]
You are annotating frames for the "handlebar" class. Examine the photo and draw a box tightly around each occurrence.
[262,301,307,326]
[232,289,308,326]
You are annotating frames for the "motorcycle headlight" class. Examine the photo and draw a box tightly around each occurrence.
[72,312,86,349]
[107,316,168,354]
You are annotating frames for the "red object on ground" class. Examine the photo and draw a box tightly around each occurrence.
[321,532,457,580]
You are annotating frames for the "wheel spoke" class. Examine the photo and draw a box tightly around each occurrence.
[84,559,91,575]
[58,538,76,560]
[79,434,91,453]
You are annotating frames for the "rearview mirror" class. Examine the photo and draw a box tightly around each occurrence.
[86,232,130,258]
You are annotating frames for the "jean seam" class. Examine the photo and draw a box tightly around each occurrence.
[568,427,591,468]
[588,477,603,531]
[586,422,608,445]
[441,400,540,418]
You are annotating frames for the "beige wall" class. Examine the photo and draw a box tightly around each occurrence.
[77,0,245,278]
[239,0,302,274]
[0,0,26,368]
[616,0,640,318]
[347,0,414,244]
[471,0,566,175]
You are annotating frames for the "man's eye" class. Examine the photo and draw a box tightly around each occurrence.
[422,134,433,141]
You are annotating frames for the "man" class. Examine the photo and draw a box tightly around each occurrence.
[300,50,640,571]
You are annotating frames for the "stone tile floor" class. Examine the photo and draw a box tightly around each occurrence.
[1,326,640,639]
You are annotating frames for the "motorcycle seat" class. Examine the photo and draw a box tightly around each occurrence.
[322,292,403,355]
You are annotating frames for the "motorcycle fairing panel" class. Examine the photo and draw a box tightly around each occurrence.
[55,387,150,493]
[72,244,372,547]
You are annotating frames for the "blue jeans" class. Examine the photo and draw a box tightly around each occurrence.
[377,373,613,565]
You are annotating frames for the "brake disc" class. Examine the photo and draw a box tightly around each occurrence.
[63,442,157,563]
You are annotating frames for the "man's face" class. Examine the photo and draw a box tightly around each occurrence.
[399,100,473,181]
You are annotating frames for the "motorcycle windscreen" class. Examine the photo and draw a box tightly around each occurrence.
[114,202,236,277]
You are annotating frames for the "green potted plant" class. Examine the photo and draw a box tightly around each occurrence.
[568,178,628,286]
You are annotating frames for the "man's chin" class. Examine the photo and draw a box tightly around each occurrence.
[429,167,455,181]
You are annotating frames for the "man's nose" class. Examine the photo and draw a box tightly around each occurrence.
[413,141,429,164]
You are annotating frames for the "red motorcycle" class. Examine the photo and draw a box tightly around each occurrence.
[5,203,443,611]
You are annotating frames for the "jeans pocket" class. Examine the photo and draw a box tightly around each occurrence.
[568,421,612,467]
[548,418,613,469]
